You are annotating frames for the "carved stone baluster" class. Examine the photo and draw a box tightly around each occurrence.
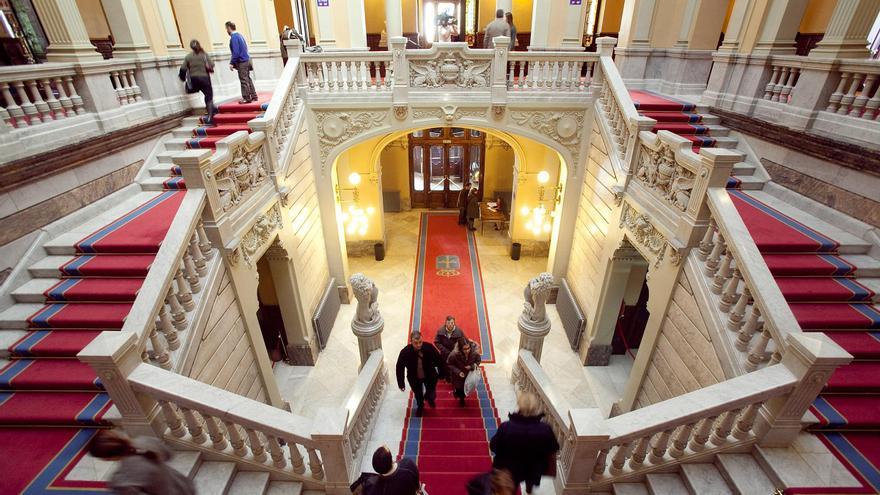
[175,263,194,311]
[203,414,229,450]
[733,403,761,439]
[668,423,694,458]
[141,351,151,363]
[224,421,249,456]
[197,222,213,259]
[289,443,306,474]
[26,79,49,120]
[763,66,781,100]
[189,235,207,276]
[736,307,763,352]
[159,400,187,437]
[850,73,877,117]
[0,82,26,127]
[712,249,733,294]
[40,79,63,118]
[771,67,788,101]
[110,72,124,104]
[14,81,40,125]
[863,81,880,120]
[307,447,324,479]
[182,251,201,293]
[608,443,630,475]
[745,327,773,372]
[719,269,742,312]
[698,220,716,260]
[156,305,180,350]
[727,286,751,331]
[166,287,187,330]
[688,416,716,452]
[355,61,365,89]
[245,428,269,462]
[839,72,865,115]
[149,325,172,370]
[769,349,783,365]
[826,72,850,112]
[627,437,650,469]
[347,61,356,90]
[780,67,799,103]
[704,236,725,277]
[592,448,609,480]
[710,409,740,445]
[64,76,85,114]
[266,435,287,468]
[648,429,673,464]
[181,408,208,443]
[53,77,73,116]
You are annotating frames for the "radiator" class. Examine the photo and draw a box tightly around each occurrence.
[312,277,341,350]
[556,278,586,351]
[383,191,401,212]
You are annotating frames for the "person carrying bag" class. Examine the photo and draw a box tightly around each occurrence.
[447,338,482,406]
[179,39,217,124]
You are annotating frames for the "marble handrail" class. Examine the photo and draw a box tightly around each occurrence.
[514,350,572,448]
[341,350,387,470]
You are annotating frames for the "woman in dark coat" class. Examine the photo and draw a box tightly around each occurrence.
[490,392,560,494]
[466,188,480,231]
[447,338,481,405]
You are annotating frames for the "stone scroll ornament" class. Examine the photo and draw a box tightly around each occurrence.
[314,111,388,173]
[230,204,283,267]
[511,110,584,165]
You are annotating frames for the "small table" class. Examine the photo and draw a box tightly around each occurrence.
[479,202,508,234]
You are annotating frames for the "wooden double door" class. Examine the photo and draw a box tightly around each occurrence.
[409,128,485,209]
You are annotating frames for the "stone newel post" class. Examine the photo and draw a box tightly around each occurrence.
[517,272,554,361]
[350,273,384,369]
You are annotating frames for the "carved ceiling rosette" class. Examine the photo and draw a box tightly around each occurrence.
[618,201,682,268]
[314,110,388,172]
[635,142,696,212]
[511,110,585,164]
[409,51,492,88]
[231,204,284,267]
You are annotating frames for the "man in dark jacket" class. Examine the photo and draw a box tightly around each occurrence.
[365,446,420,495]
[466,188,480,231]
[457,182,471,225]
[490,392,560,494]
[396,331,443,416]
[434,315,464,364]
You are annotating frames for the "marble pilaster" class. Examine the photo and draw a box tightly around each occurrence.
[31,0,103,62]
[100,0,155,59]
[385,0,403,39]
[810,0,880,59]
[751,0,810,55]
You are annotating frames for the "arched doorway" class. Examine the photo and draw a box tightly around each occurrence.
[409,127,486,209]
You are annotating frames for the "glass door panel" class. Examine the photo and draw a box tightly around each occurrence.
[429,145,445,191]
[468,144,481,190]
[448,145,464,192]
[412,145,424,191]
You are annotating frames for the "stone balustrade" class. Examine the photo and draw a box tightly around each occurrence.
[0,64,85,127]
[762,58,802,104]
[828,60,880,119]
[300,52,393,93]
[342,351,387,465]
[506,52,596,92]
[109,66,142,106]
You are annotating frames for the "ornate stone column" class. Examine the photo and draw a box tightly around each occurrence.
[346,0,368,49]
[517,273,554,362]
[100,0,155,59]
[751,0,810,55]
[31,0,103,62]
[350,273,384,369]
[618,0,656,49]
[385,0,403,39]
[810,0,880,59]
[529,0,552,48]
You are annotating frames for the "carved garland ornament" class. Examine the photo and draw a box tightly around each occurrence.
[409,51,492,88]
[215,144,269,212]
[412,106,486,122]
[314,110,388,171]
[635,142,697,212]
[618,201,683,268]
[231,204,284,267]
[511,110,584,164]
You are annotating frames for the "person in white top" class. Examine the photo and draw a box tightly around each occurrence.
[438,16,459,42]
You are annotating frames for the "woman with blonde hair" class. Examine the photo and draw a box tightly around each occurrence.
[489,392,560,493]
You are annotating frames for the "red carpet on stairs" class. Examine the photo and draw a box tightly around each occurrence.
[629,89,718,151]
[400,212,500,495]
[722,188,880,493]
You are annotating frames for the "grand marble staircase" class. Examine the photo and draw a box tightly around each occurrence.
[169,449,304,495]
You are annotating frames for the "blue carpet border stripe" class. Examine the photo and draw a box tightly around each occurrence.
[465,220,494,362]
[11,331,51,357]
[22,428,110,494]
[76,191,178,253]
[28,304,67,328]
[821,432,880,492]
[813,396,848,427]
[851,304,880,329]
[821,254,857,276]
[0,359,33,387]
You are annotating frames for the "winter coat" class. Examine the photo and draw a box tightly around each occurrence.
[447,340,482,390]
[434,325,464,362]
[396,343,443,388]
[490,413,560,487]
[466,192,480,219]
[364,458,421,495]
[109,437,196,495]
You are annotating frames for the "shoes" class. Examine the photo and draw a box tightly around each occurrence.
[414,407,424,417]
[238,98,254,104]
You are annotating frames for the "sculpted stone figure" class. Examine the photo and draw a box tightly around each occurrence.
[523,272,554,323]
[350,273,380,324]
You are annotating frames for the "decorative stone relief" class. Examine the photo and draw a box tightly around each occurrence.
[351,273,381,325]
[232,204,284,267]
[409,51,492,88]
[412,107,444,120]
[492,104,505,119]
[215,144,269,212]
[619,201,671,268]
[393,104,408,120]
[635,142,696,212]
[511,110,584,163]
[314,110,388,171]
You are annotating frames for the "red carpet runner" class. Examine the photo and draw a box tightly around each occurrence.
[0,95,269,493]
[400,212,500,495]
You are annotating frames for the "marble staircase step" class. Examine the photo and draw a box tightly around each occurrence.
[715,454,778,495]
[612,482,650,495]
[707,137,739,149]
[0,303,44,329]
[680,463,734,495]
[141,177,176,191]
[29,256,75,278]
[841,255,880,277]
[266,481,303,495]
[173,128,196,138]
[156,150,178,165]
[168,450,202,478]
[705,125,730,137]
[165,138,189,151]
[755,445,862,491]
[731,175,767,190]
[12,278,58,303]
[731,162,756,176]
[0,330,27,358]
[645,473,689,495]
[227,471,270,495]
[745,190,873,254]
[192,461,236,495]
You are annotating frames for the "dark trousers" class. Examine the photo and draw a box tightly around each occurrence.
[235,61,257,101]
[458,207,467,225]
[467,217,476,229]
[190,76,216,117]
[409,377,437,409]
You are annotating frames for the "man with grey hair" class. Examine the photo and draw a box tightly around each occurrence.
[396,331,443,416]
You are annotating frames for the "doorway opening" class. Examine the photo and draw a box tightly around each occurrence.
[611,274,649,358]
[256,255,290,364]
[409,127,485,209]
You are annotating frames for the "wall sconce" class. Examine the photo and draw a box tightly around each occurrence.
[337,172,375,237]
[336,172,362,203]
[519,169,560,236]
